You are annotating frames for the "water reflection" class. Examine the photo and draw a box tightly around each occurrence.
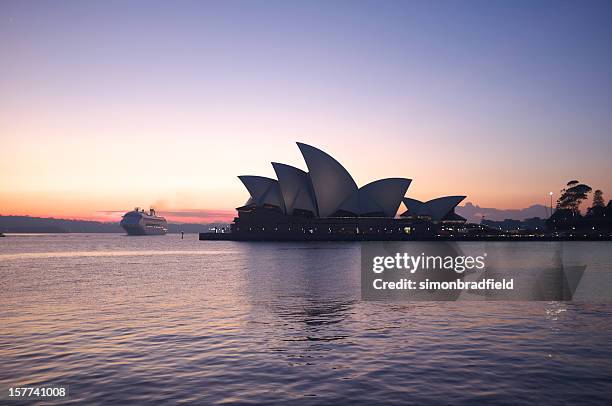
[240,242,359,345]
[1,236,612,404]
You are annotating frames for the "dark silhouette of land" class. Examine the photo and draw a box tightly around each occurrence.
[0,215,227,234]
[546,181,612,237]
[456,202,549,223]
[481,217,546,232]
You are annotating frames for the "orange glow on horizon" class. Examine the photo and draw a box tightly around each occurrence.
[1,132,609,222]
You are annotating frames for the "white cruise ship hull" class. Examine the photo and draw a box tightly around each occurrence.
[120,210,168,235]
[121,223,168,235]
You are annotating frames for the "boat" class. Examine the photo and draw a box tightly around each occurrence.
[120,208,168,235]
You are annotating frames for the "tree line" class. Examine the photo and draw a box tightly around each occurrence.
[555,180,607,216]
[548,180,611,234]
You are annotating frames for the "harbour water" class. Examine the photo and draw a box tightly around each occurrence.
[1,234,612,404]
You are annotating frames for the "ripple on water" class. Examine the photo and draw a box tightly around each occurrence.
[1,236,612,404]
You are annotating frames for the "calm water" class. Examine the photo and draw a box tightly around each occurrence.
[1,234,612,404]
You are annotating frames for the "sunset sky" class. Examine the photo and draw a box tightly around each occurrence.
[1,1,611,223]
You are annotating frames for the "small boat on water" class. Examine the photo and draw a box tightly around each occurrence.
[120,208,168,235]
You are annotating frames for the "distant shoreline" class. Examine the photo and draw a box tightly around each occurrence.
[199,232,612,242]
[0,232,201,235]
[0,215,227,234]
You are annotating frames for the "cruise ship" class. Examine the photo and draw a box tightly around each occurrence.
[120,208,168,235]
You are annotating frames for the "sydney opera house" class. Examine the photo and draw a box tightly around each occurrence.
[203,142,466,241]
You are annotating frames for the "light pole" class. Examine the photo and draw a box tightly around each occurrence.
[549,192,554,218]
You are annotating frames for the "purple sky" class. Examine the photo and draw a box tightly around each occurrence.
[1,1,611,221]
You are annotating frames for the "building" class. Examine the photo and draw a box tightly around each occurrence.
[203,142,466,241]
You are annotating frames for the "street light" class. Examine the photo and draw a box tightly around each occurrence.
[549,192,554,218]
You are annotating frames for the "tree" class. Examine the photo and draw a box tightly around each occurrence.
[592,189,605,208]
[556,180,592,214]
[587,189,605,217]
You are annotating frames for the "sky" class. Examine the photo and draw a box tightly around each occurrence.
[1,0,611,223]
